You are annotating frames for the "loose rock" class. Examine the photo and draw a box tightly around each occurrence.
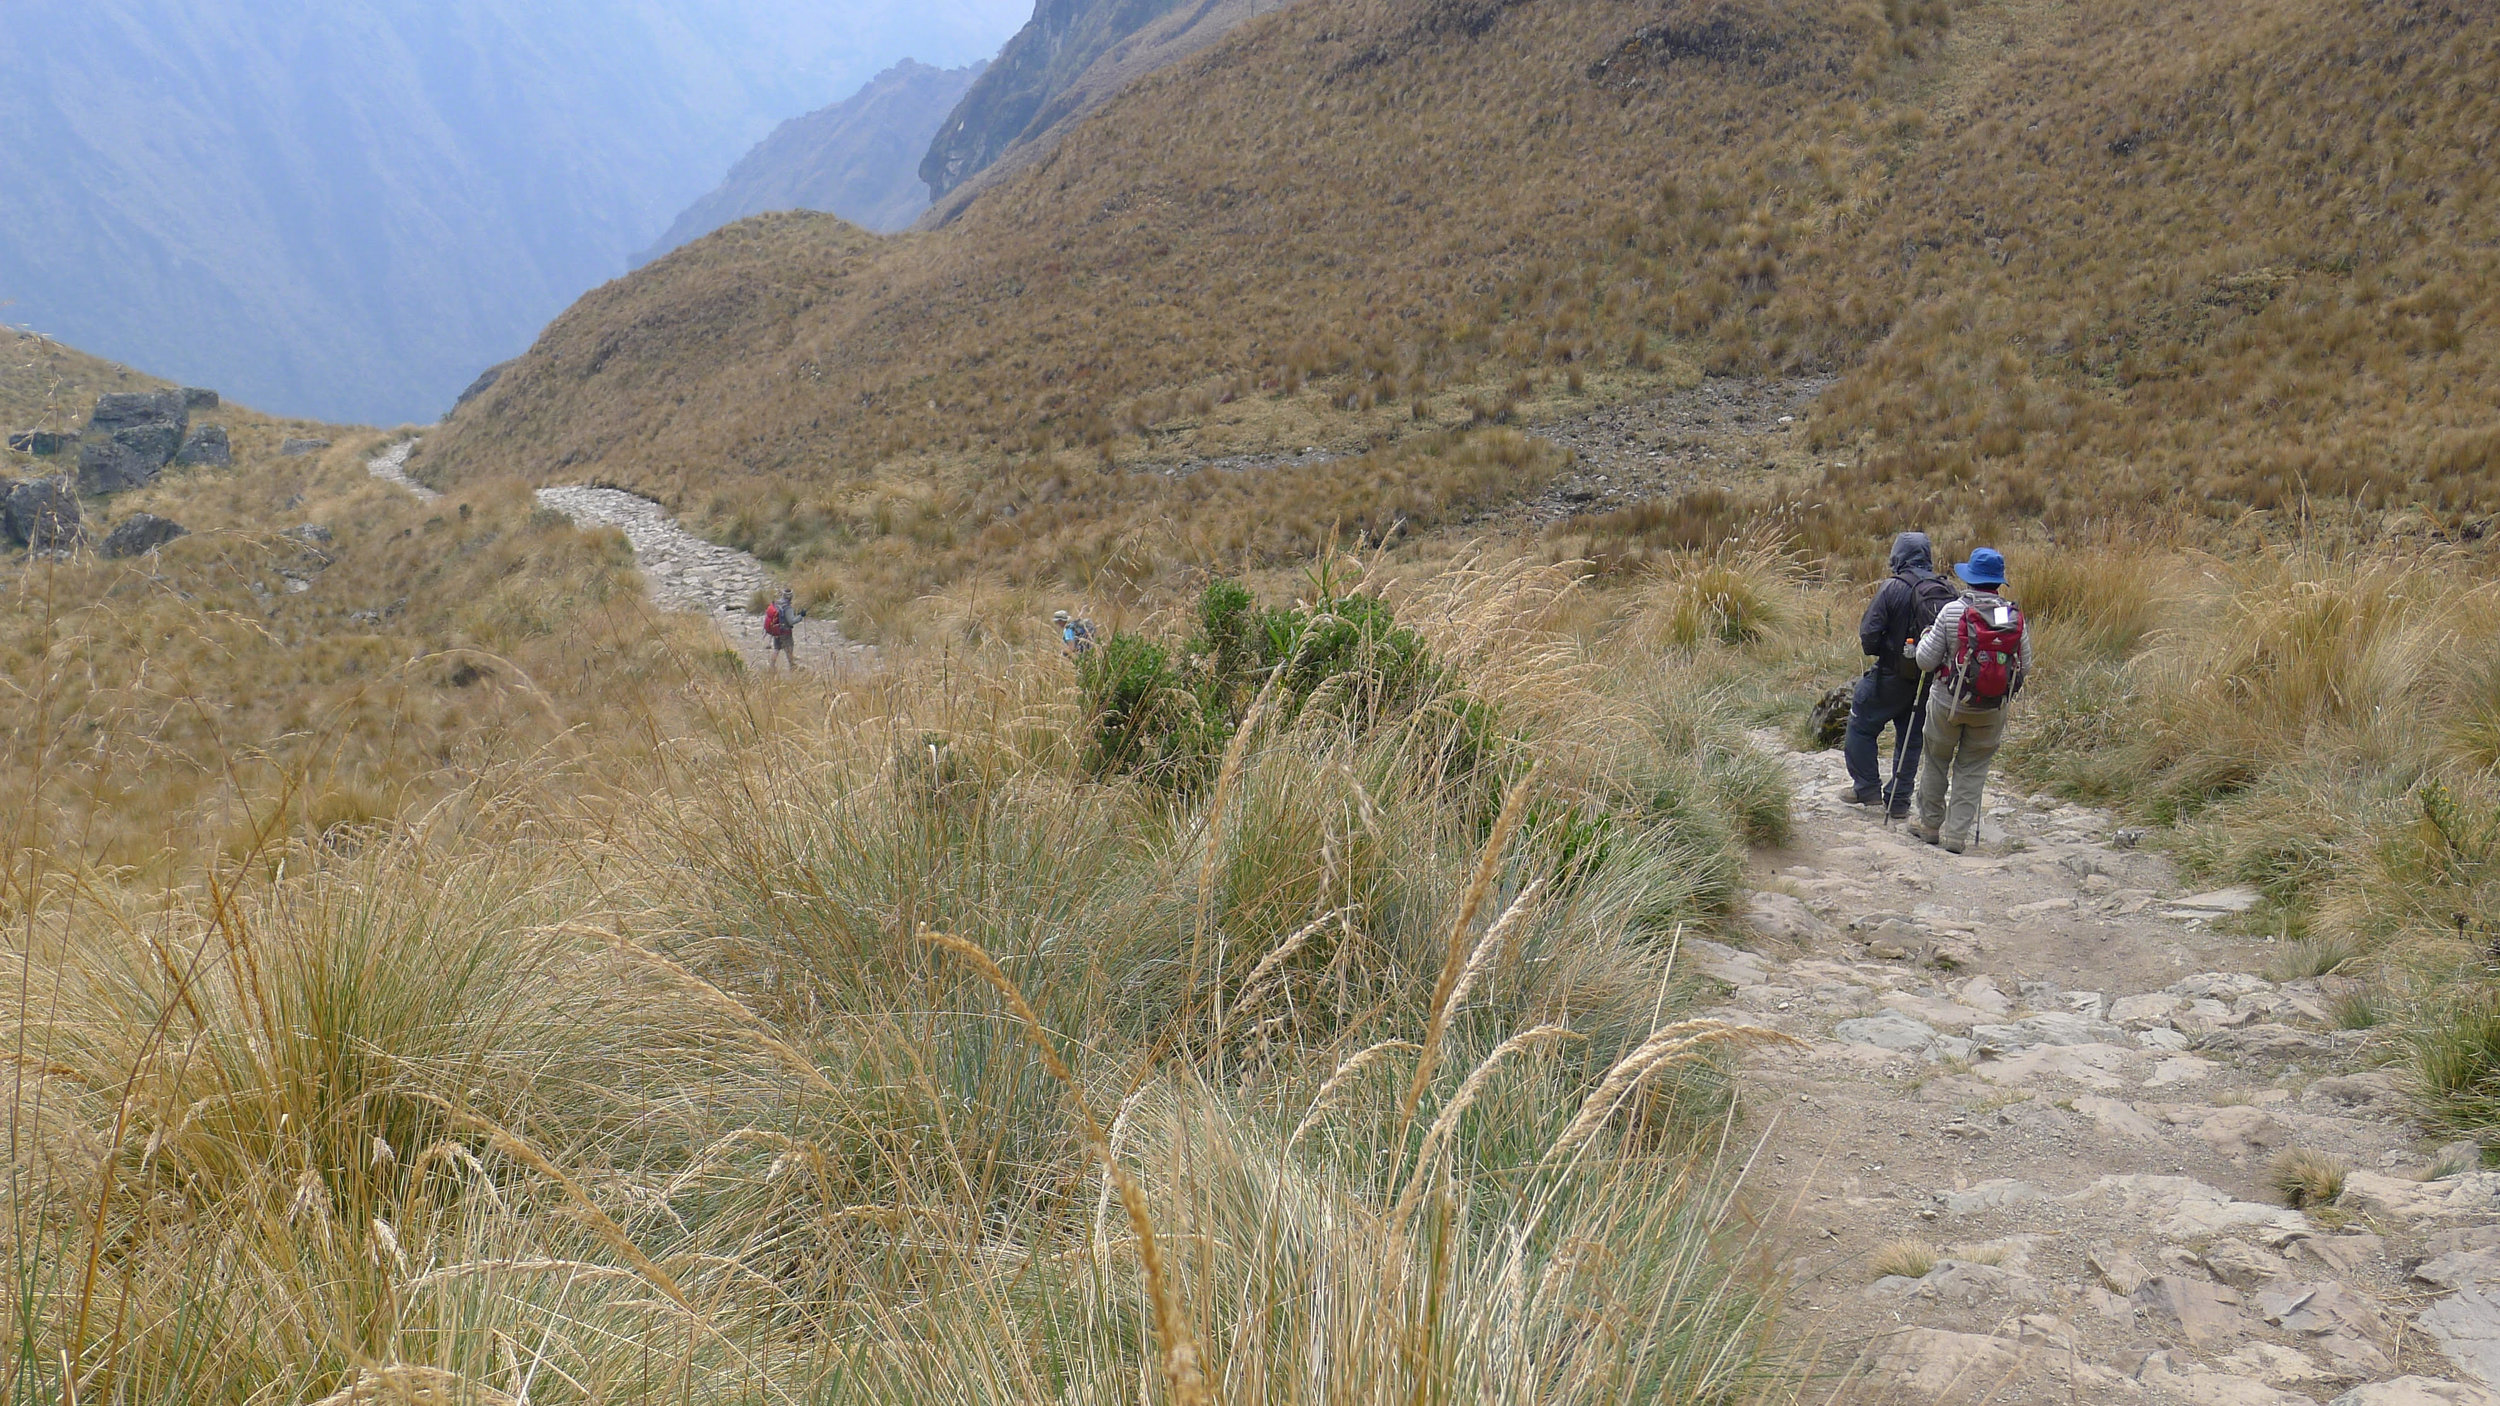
[176,424,231,466]
[100,513,188,557]
[4,476,82,549]
[2328,1378,2500,1406]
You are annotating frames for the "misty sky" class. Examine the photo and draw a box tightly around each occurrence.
[0,0,1032,424]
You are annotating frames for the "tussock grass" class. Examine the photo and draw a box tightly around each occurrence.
[2267,933,2364,982]
[1619,542,1801,652]
[2411,986,2500,1145]
[2269,1149,2349,1210]
[1868,1240,1938,1281]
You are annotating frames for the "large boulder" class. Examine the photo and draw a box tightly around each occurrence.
[77,390,190,493]
[87,390,189,434]
[79,432,177,493]
[100,513,188,558]
[176,425,231,466]
[279,437,331,457]
[180,387,220,409]
[4,476,83,550]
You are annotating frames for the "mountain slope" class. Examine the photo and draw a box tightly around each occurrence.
[917,0,1289,207]
[643,59,987,257]
[914,0,1295,226]
[0,0,1025,425]
[425,0,2500,607]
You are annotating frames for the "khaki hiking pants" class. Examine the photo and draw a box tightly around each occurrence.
[1915,696,2008,849]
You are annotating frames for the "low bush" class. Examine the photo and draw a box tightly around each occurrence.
[1077,575,1475,791]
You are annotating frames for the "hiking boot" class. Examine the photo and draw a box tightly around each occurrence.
[1908,822,1940,845]
[1941,834,1967,855]
[1837,786,1880,807]
[1887,801,1912,821]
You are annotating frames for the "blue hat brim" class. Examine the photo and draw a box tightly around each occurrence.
[1956,559,2005,585]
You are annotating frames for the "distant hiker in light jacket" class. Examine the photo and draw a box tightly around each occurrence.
[1910,548,2030,854]
[1053,609,1096,657]
[1842,531,1959,818]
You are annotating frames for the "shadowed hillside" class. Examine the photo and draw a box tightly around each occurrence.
[917,0,1296,215]
[644,59,988,256]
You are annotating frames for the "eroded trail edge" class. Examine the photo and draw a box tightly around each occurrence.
[1722,737,2498,1405]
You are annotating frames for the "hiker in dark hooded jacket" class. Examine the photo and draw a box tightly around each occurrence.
[1841,531,1959,817]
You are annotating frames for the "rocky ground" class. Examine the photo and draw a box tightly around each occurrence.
[1714,738,2499,1404]
[1517,374,1835,524]
[365,444,870,673]
[1126,374,1835,526]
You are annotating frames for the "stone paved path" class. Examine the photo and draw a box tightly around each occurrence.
[364,439,437,501]
[1721,735,2499,1405]
[533,485,869,674]
[364,442,869,673]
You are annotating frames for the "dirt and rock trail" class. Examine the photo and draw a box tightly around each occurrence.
[1716,737,2499,1404]
[367,441,869,672]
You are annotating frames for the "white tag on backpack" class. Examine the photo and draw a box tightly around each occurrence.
[1992,606,2013,627]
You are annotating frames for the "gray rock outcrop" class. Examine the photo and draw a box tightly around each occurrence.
[176,425,231,466]
[180,387,219,409]
[280,437,331,457]
[4,476,83,550]
[77,390,190,493]
[88,390,189,435]
[100,512,189,557]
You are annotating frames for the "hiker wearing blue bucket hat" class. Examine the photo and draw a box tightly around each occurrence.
[1908,547,2030,854]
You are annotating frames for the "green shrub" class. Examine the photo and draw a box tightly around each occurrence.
[1078,632,1222,786]
[1082,579,1475,790]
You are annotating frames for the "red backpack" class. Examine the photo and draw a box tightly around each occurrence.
[1948,597,2026,708]
[764,602,791,638]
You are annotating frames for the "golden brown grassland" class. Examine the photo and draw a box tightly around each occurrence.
[424,0,2496,627]
[9,509,1817,1402]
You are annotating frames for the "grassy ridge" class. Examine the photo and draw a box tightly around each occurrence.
[427,0,2498,614]
[3,429,722,869]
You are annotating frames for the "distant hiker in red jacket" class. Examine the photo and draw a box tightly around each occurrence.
[764,588,800,671]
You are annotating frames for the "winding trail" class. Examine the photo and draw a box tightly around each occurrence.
[365,443,870,673]
[1722,737,2498,1404]
[364,440,437,501]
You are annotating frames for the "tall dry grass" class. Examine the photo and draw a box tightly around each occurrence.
[4,552,1803,1403]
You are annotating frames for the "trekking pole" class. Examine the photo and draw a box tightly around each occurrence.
[1886,669,1935,826]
